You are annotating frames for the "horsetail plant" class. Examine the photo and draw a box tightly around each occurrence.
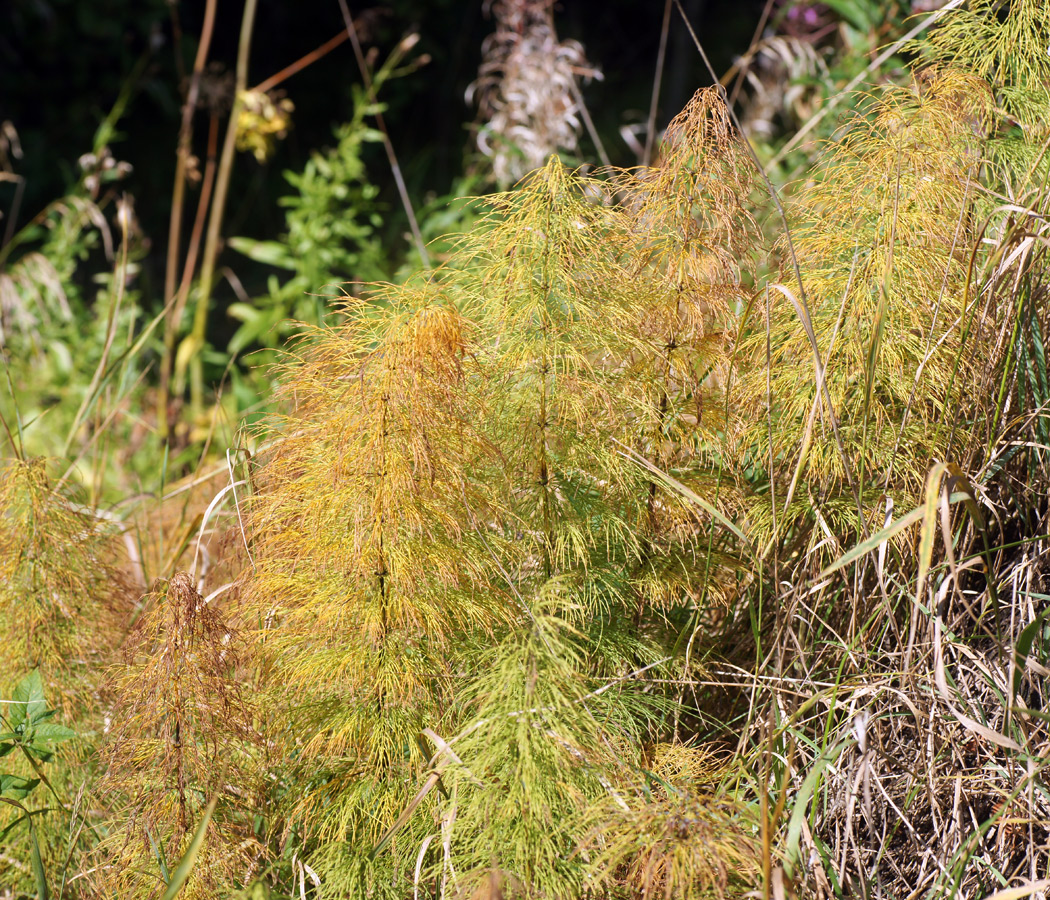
[94,572,260,898]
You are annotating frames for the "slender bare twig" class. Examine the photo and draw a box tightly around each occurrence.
[336,0,430,268]
[642,0,673,167]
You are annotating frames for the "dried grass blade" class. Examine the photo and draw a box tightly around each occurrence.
[981,880,1050,899]
[818,506,925,580]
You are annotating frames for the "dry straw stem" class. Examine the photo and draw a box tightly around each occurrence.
[244,287,514,847]
[95,572,259,898]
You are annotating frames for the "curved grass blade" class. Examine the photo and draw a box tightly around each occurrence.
[614,440,750,547]
[0,797,49,900]
[818,505,927,580]
[782,738,848,881]
[160,796,217,900]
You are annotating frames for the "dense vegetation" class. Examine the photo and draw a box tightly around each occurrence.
[3,1,1050,898]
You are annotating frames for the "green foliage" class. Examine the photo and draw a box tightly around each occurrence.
[0,671,77,771]
[226,37,433,362]
[0,138,163,498]
[244,287,516,859]
[461,157,646,591]
[7,3,1050,897]
[0,671,81,900]
[443,608,644,900]
[227,98,386,356]
[917,0,1050,134]
[244,90,761,897]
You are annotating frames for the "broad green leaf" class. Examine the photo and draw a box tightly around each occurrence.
[24,746,55,763]
[12,672,47,728]
[30,724,76,745]
[821,0,874,31]
[27,810,47,898]
[28,812,47,900]
[0,798,48,900]
[0,774,39,800]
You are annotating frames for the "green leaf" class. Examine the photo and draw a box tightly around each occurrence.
[0,798,49,900]
[160,796,217,900]
[24,746,55,763]
[28,811,48,900]
[820,0,874,31]
[0,774,40,800]
[12,672,47,729]
[227,237,296,270]
[147,827,170,884]
[30,724,76,745]
[1012,607,1050,700]
[783,738,849,880]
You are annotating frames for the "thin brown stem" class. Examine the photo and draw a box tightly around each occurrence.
[643,0,673,167]
[161,115,219,435]
[160,0,218,438]
[727,0,775,110]
[253,30,350,94]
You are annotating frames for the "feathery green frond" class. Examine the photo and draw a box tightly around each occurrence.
[244,286,515,856]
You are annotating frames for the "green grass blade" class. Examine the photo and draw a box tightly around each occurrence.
[0,798,49,900]
[160,797,217,900]
[27,813,48,900]
[782,738,848,880]
[1012,606,1050,700]
[818,505,926,579]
